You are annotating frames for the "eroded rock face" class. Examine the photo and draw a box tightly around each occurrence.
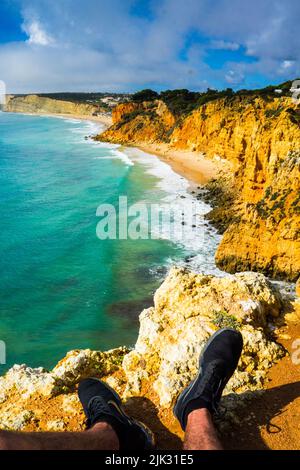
[123,267,284,406]
[0,365,56,403]
[215,151,300,281]
[99,100,175,145]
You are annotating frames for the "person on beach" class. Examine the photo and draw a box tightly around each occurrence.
[0,328,243,450]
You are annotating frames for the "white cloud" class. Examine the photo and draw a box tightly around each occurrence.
[0,0,299,92]
[22,20,53,46]
[209,40,240,51]
[282,60,295,69]
[225,69,245,85]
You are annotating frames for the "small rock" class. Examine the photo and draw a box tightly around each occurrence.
[62,394,80,414]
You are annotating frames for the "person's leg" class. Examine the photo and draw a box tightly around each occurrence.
[0,378,155,451]
[77,378,155,451]
[173,328,243,450]
[0,422,119,450]
[184,408,223,450]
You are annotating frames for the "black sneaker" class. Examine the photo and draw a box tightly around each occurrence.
[173,328,243,430]
[78,378,155,450]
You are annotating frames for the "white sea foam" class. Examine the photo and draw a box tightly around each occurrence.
[111,149,134,166]
[93,153,134,166]
[121,147,223,276]
[69,120,104,136]
[64,119,82,124]
[91,149,134,166]
[84,135,134,166]
[85,139,116,148]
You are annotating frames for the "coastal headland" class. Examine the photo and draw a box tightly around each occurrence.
[4,94,113,128]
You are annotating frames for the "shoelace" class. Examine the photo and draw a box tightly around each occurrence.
[197,361,228,413]
[87,396,111,427]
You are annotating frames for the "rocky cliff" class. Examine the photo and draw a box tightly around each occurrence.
[98,96,300,281]
[0,268,290,445]
[4,94,102,116]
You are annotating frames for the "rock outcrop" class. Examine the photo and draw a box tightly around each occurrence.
[97,100,175,144]
[0,268,285,438]
[99,96,300,281]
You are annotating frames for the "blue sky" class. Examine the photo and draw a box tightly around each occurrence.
[0,0,299,93]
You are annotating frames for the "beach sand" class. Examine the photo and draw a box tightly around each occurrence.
[133,142,230,185]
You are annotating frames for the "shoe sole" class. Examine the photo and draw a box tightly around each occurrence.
[86,378,156,449]
[173,328,239,426]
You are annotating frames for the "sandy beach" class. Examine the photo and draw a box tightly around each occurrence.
[132,142,230,185]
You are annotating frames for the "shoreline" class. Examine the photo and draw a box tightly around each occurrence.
[5,110,225,186]
[3,110,113,130]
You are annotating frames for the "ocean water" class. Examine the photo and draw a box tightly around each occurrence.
[0,112,221,372]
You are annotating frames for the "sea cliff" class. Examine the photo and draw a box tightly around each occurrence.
[99,95,300,281]
[4,94,106,119]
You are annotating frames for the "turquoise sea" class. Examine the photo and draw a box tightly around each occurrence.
[0,112,221,372]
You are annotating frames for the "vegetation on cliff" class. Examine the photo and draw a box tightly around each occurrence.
[131,80,298,116]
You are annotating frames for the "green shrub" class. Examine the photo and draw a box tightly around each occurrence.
[287,108,300,125]
[211,311,240,330]
[132,89,159,102]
